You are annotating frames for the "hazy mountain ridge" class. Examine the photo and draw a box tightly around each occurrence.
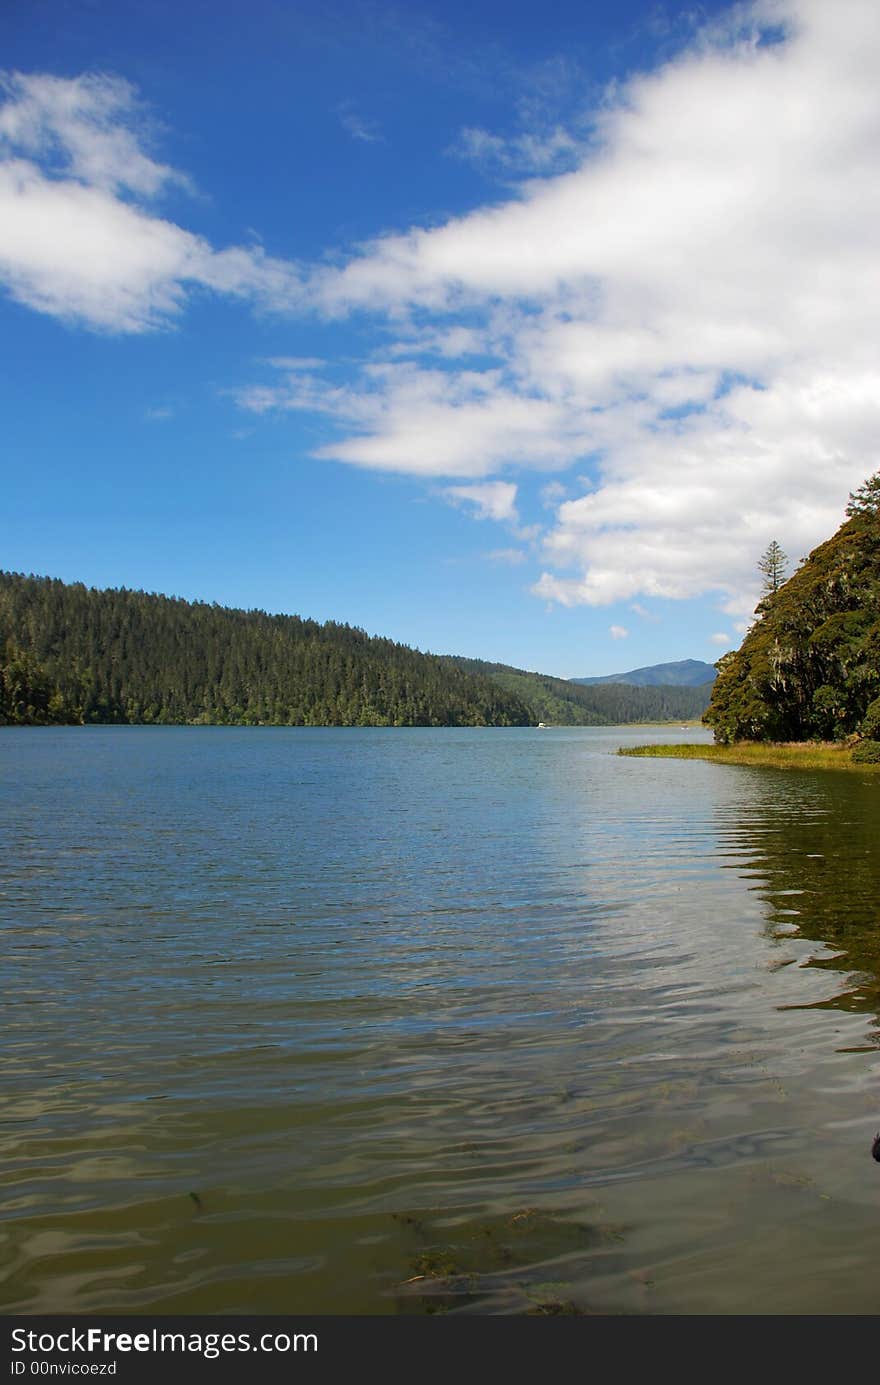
[571,659,717,687]
[448,656,713,724]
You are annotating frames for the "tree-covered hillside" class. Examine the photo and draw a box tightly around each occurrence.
[0,571,713,729]
[449,657,712,724]
[705,473,880,745]
[0,573,531,727]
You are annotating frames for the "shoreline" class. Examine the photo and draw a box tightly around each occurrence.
[0,717,709,730]
[618,741,880,772]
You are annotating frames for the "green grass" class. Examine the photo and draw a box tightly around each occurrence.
[617,741,880,772]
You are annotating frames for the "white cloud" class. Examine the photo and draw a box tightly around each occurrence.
[609,624,629,640]
[0,72,183,197]
[233,0,880,615]
[486,547,527,564]
[709,632,731,645]
[513,522,542,543]
[267,356,326,370]
[337,104,383,144]
[383,324,489,360]
[443,481,519,523]
[540,480,567,507]
[452,124,581,175]
[0,71,301,331]
[236,359,582,477]
[7,6,880,624]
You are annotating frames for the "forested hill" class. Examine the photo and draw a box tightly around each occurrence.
[0,571,711,729]
[447,656,712,725]
[0,573,531,727]
[705,473,880,745]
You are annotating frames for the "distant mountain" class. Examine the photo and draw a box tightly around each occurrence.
[571,659,718,688]
[448,656,713,723]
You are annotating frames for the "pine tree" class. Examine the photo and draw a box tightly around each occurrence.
[845,470,880,519]
[758,540,788,597]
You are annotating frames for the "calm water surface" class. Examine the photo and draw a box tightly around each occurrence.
[1,725,880,1314]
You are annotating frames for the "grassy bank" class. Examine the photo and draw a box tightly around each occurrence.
[618,741,880,772]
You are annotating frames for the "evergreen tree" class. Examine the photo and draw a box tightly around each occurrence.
[705,479,880,744]
[845,470,880,519]
[757,539,788,598]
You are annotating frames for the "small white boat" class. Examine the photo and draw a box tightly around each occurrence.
[537,722,549,728]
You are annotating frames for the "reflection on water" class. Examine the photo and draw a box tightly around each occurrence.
[721,772,880,1027]
[1,726,879,1314]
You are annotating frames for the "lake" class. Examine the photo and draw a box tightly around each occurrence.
[2,725,880,1315]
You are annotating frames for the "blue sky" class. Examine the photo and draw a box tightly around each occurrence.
[1,0,877,677]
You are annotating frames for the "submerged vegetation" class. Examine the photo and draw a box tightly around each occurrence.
[704,472,880,745]
[0,571,708,728]
[391,1205,606,1315]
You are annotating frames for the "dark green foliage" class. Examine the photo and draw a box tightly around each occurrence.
[705,477,880,743]
[852,739,880,764]
[0,573,532,728]
[861,695,880,739]
[846,473,880,519]
[0,570,712,730]
[448,657,712,724]
[0,644,69,724]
